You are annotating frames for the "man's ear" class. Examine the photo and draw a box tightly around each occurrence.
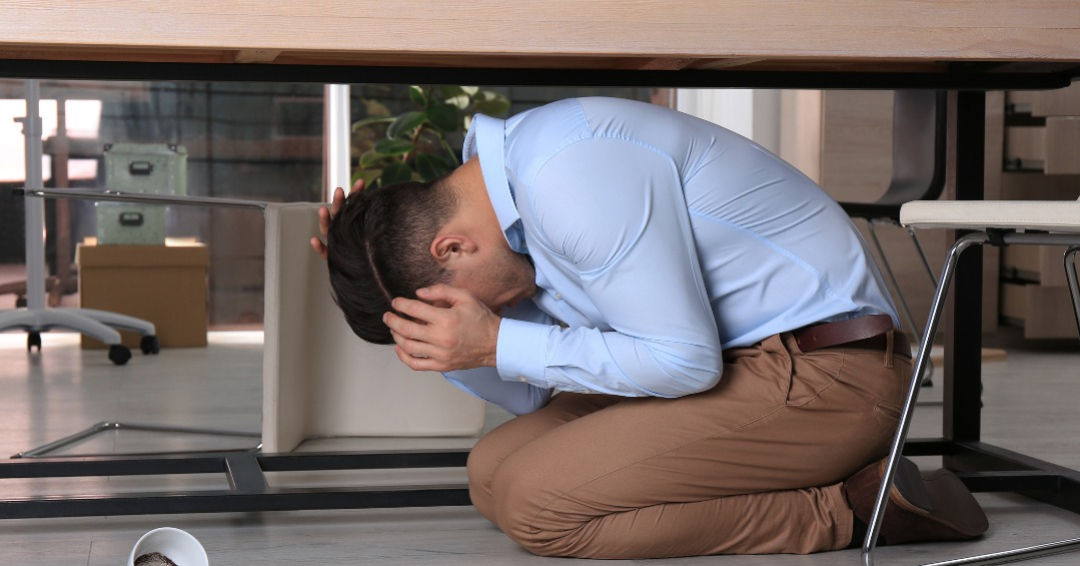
[430,234,478,268]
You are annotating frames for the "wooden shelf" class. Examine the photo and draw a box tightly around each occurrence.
[998,87,1080,339]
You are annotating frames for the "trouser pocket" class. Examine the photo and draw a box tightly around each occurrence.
[872,400,902,434]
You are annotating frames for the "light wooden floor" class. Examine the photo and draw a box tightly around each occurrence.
[1,331,1079,565]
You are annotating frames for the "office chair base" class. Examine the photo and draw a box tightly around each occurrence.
[11,421,261,459]
[0,307,158,365]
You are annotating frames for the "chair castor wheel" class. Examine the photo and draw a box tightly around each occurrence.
[108,344,132,366]
[140,335,160,355]
[27,331,41,352]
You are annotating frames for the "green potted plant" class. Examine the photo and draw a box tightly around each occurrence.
[351,85,511,189]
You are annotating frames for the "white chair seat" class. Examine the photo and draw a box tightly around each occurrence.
[901,200,1080,233]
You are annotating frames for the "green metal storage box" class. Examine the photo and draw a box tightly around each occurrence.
[96,143,187,245]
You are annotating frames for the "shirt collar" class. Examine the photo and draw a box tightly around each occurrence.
[463,114,521,239]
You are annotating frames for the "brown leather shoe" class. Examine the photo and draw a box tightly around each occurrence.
[843,456,989,545]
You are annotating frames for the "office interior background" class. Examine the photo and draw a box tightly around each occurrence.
[1,77,1079,564]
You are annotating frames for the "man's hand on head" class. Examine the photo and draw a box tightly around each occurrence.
[310,179,364,260]
[384,284,501,373]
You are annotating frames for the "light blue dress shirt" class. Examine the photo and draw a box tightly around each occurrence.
[443,97,898,416]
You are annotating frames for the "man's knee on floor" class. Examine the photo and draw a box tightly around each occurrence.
[504,522,592,558]
[490,457,592,557]
[496,498,591,558]
[466,430,507,494]
[466,433,506,524]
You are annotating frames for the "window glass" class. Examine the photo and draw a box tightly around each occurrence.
[0,78,662,327]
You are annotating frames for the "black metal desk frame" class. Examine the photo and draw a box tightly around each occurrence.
[2,60,1080,520]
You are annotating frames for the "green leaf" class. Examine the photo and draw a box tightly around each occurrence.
[440,85,471,109]
[426,103,460,132]
[387,111,427,139]
[359,169,383,188]
[474,91,511,116]
[359,149,384,169]
[416,152,451,181]
[374,138,415,157]
[439,85,465,99]
[381,162,414,186]
[444,93,471,110]
[408,85,427,108]
[361,98,392,118]
[351,117,393,132]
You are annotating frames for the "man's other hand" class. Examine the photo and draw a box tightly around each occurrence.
[384,284,501,373]
[310,179,363,260]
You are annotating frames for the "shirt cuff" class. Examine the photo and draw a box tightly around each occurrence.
[496,318,553,388]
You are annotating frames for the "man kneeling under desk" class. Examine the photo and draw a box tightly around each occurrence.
[311,97,988,558]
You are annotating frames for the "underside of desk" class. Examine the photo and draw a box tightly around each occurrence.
[1,45,1079,524]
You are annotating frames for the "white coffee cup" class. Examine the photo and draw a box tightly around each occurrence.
[127,527,209,566]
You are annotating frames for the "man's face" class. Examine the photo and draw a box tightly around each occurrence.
[449,245,537,315]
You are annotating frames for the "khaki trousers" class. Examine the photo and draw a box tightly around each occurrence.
[467,331,912,558]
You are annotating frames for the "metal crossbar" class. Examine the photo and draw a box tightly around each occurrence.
[0,449,472,520]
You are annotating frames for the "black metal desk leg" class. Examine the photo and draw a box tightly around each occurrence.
[943,90,986,471]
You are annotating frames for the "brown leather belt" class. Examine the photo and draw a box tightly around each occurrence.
[792,314,911,358]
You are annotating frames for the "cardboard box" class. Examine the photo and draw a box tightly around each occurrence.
[77,242,209,349]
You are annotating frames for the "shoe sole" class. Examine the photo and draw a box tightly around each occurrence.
[887,457,934,513]
[885,458,989,538]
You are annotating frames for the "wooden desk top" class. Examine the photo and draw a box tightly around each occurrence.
[2,1,1079,73]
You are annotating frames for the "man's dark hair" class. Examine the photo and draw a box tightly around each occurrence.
[326,178,457,344]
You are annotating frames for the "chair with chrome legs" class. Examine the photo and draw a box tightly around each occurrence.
[862,198,1080,565]
[0,78,158,365]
